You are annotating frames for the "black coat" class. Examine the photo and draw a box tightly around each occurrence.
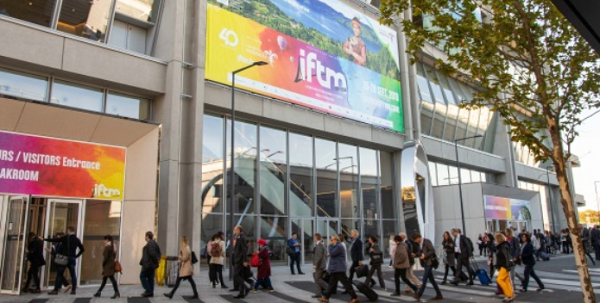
[233,233,248,265]
[350,238,363,262]
[140,240,161,270]
[521,242,536,266]
[458,235,472,259]
[46,234,84,258]
[495,241,512,269]
[27,238,45,266]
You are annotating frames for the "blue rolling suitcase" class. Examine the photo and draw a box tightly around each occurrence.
[470,257,491,285]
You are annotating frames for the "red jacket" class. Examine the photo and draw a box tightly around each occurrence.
[256,247,271,279]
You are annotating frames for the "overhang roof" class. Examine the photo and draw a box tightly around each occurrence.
[551,0,600,54]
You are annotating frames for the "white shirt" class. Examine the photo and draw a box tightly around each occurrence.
[455,235,461,253]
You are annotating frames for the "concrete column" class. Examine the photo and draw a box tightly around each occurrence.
[396,17,414,141]
[491,109,517,187]
[393,150,406,233]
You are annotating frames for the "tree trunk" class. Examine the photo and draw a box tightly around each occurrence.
[554,160,596,303]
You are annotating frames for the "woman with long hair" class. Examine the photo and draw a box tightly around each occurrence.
[494,233,514,303]
[209,232,227,288]
[93,235,120,298]
[519,233,545,293]
[365,235,385,290]
[441,231,457,285]
[23,232,45,293]
[164,236,199,299]
[487,233,496,277]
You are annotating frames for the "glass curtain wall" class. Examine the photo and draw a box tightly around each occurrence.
[200,114,401,265]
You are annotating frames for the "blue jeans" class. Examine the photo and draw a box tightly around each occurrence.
[140,269,155,294]
[289,252,302,274]
[254,276,273,289]
[418,265,442,297]
[54,258,77,291]
[523,264,544,290]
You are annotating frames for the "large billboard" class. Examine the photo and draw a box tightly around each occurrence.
[484,195,532,221]
[206,0,404,133]
[0,131,126,200]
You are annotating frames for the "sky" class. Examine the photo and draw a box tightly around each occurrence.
[571,108,600,212]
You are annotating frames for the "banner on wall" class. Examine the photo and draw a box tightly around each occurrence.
[0,131,126,200]
[205,0,404,133]
[484,195,532,221]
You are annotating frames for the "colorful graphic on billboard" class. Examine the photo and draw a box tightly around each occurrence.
[484,195,532,221]
[205,0,403,133]
[0,131,126,200]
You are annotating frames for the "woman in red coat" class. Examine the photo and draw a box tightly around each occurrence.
[252,239,274,292]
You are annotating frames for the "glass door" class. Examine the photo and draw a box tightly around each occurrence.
[0,196,29,295]
[41,199,83,290]
[291,219,315,265]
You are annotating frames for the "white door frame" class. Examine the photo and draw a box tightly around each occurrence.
[0,195,30,295]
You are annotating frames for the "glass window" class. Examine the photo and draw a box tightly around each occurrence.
[416,63,434,104]
[316,138,337,217]
[426,67,446,104]
[289,133,314,217]
[0,68,48,102]
[471,170,481,182]
[339,143,358,218]
[115,0,158,23]
[259,126,287,216]
[0,0,56,27]
[360,148,379,220]
[235,215,257,253]
[420,101,434,135]
[380,152,396,219]
[448,166,459,185]
[106,92,150,120]
[57,0,112,42]
[227,119,257,214]
[199,213,223,263]
[460,168,471,183]
[428,162,438,186]
[437,163,449,186]
[51,80,104,112]
[381,220,397,256]
[260,216,287,265]
[202,115,224,213]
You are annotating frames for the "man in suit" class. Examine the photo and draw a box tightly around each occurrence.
[232,225,249,299]
[580,224,596,265]
[347,229,363,282]
[312,233,329,298]
[591,225,600,261]
[412,232,443,301]
[450,228,474,286]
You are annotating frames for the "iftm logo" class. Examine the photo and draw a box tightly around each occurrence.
[93,184,121,198]
[296,49,347,91]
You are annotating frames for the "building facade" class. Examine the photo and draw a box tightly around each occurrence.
[0,0,577,292]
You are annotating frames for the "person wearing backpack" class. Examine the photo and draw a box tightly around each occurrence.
[450,228,474,286]
[164,236,199,299]
[209,232,228,289]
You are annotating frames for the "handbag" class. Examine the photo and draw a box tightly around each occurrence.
[250,252,261,267]
[286,246,295,255]
[114,260,122,273]
[431,256,440,269]
[191,251,199,264]
[370,251,383,265]
[355,264,369,278]
[54,254,69,266]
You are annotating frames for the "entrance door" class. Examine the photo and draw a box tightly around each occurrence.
[41,199,83,290]
[0,196,29,295]
[291,219,315,265]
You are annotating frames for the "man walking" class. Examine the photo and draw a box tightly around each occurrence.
[347,229,363,282]
[580,224,596,265]
[139,231,161,297]
[505,228,523,287]
[233,225,250,299]
[400,232,421,292]
[288,232,305,275]
[412,232,443,301]
[312,233,329,299]
[46,226,85,295]
[591,225,600,261]
[450,228,474,286]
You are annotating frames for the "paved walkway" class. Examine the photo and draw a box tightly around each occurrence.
[2,254,595,303]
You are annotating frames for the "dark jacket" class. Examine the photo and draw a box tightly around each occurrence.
[350,238,363,262]
[520,242,536,266]
[507,236,521,260]
[102,244,116,277]
[46,234,85,258]
[27,237,45,266]
[592,228,600,246]
[140,239,161,270]
[457,235,472,259]
[327,243,347,273]
[313,241,328,270]
[287,237,300,254]
[233,233,248,265]
[419,239,436,267]
[495,241,512,269]
[256,246,271,279]
[368,243,383,265]
[442,239,455,266]
[406,240,416,266]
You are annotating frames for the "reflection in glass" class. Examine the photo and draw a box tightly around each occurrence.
[427,67,448,139]
[363,220,379,258]
[381,220,397,257]
[235,215,256,253]
[0,68,48,102]
[106,92,150,120]
[115,0,157,22]
[339,143,358,218]
[289,133,313,217]
[202,115,224,213]
[227,119,257,214]
[380,152,396,219]
[51,81,103,112]
[57,0,112,42]
[360,148,379,222]
[0,0,56,27]
[316,138,337,217]
[259,126,287,216]
[260,216,287,264]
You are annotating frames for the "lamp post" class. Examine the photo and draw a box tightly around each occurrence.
[228,61,267,278]
[546,167,557,233]
[595,181,600,225]
[454,135,483,237]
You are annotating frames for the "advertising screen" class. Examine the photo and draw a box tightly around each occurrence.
[206,0,404,133]
[0,131,126,200]
[484,195,532,221]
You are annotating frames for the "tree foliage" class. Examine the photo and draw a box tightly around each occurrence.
[378,0,600,301]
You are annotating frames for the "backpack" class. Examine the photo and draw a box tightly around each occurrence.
[210,241,222,257]
[466,237,475,255]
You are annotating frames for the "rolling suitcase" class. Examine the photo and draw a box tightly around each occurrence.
[539,251,550,261]
[470,257,491,285]
[354,282,378,302]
